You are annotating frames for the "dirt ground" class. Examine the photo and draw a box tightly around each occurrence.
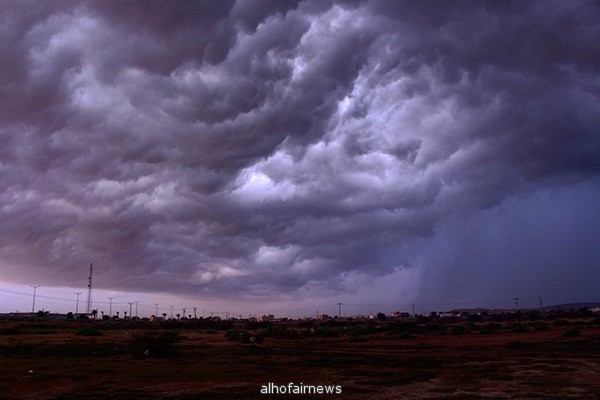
[0,320,598,399]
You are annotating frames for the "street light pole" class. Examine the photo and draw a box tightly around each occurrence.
[31,285,40,313]
[108,296,115,317]
[74,292,83,314]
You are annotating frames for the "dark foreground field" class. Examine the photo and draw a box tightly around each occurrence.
[0,318,598,399]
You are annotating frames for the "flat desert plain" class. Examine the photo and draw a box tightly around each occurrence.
[0,318,598,399]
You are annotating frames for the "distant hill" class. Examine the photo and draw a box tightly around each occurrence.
[543,302,600,310]
[444,302,600,314]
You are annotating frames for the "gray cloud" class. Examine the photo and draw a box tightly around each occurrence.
[0,0,598,303]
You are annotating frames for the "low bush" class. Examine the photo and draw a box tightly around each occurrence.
[424,324,446,333]
[510,324,528,333]
[563,328,581,337]
[224,329,262,344]
[387,331,413,340]
[347,325,380,336]
[451,325,465,335]
[225,328,248,341]
[532,321,548,331]
[348,336,368,343]
[131,330,181,357]
[483,322,502,331]
[0,328,22,335]
[74,327,102,336]
[258,325,299,339]
[314,326,342,337]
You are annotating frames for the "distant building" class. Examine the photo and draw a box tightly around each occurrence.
[391,311,410,318]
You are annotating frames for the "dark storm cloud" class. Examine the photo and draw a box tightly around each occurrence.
[0,0,598,301]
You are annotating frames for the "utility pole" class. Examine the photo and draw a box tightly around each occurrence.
[154,303,159,317]
[134,301,139,318]
[74,291,82,314]
[539,296,543,311]
[193,307,197,319]
[513,297,520,313]
[337,302,343,318]
[128,302,134,319]
[182,307,187,319]
[86,263,93,314]
[108,297,115,317]
[170,305,174,319]
[30,285,40,313]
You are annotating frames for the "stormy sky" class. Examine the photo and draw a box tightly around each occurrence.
[1,0,599,314]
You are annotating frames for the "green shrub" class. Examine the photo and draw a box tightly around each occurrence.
[533,321,548,331]
[348,325,380,335]
[314,327,342,337]
[258,325,299,339]
[484,322,502,331]
[563,328,581,337]
[387,331,413,340]
[510,324,528,333]
[387,322,420,334]
[468,314,483,322]
[348,336,367,343]
[225,328,248,341]
[451,325,465,335]
[224,329,262,343]
[74,327,103,336]
[131,330,181,357]
[0,328,22,335]
[425,324,446,333]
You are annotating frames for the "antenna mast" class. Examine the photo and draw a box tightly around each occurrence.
[86,263,93,314]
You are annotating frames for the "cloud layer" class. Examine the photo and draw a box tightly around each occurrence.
[1,0,599,302]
